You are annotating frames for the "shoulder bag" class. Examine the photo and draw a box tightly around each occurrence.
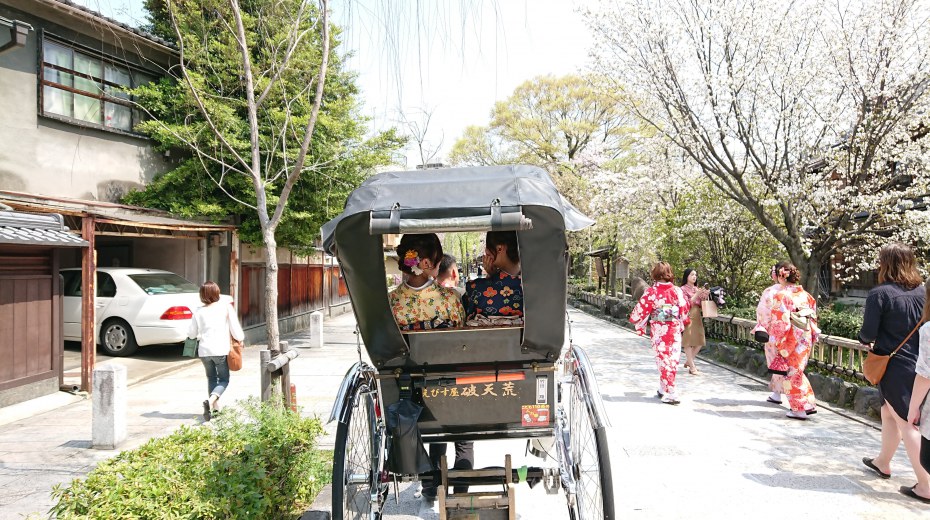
[182,337,199,358]
[862,321,921,385]
[227,306,244,371]
[700,300,718,318]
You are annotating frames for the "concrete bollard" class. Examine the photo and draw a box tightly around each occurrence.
[306,311,324,349]
[92,364,127,450]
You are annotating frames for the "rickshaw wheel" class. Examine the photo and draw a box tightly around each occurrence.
[332,382,381,520]
[568,374,615,520]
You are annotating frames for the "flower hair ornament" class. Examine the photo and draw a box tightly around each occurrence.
[404,250,423,275]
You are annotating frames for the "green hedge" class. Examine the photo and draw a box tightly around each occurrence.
[50,399,330,519]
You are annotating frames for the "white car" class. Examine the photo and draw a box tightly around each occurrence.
[61,268,232,356]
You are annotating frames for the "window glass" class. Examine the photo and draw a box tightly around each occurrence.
[98,273,117,298]
[74,93,102,124]
[40,37,153,133]
[43,41,71,68]
[62,271,81,297]
[127,273,198,295]
[105,102,132,131]
[43,84,72,118]
[73,53,103,96]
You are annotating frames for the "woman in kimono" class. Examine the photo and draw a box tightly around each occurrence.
[754,264,787,404]
[389,233,465,331]
[630,262,691,405]
[762,262,818,420]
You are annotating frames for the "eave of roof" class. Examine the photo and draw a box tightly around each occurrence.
[0,191,236,233]
[40,0,176,51]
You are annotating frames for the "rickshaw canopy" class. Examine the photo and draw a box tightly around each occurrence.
[321,165,594,367]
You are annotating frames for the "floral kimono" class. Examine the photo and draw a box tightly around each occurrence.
[389,280,465,331]
[764,284,819,412]
[463,271,524,321]
[754,283,784,388]
[629,282,691,397]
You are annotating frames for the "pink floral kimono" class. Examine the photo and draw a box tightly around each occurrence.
[630,282,691,398]
[754,283,784,390]
[762,285,819,412]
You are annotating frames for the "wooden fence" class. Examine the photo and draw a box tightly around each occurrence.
[240,264,349,328]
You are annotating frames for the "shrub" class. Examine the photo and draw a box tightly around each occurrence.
[50,399,330,519]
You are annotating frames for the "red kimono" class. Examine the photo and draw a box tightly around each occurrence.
[630,282,691,399]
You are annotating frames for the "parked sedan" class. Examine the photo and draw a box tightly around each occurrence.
[61,268,231,356]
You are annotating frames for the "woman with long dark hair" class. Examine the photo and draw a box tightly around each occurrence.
[679,268,709,375]
[859,243,930,502]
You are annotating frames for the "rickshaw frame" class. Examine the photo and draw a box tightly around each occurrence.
[323,165,614,520]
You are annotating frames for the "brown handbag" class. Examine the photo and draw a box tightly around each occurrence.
[862,321,921,385]
[228,337,244,371]
[226,305,244,371]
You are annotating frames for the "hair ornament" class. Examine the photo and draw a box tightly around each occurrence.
[404,250,423,275]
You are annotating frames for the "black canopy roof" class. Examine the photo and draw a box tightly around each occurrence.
[321,165,594,367]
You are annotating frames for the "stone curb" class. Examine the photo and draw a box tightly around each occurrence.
[299,483,332,519]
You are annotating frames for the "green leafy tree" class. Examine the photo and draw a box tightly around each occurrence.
[125,0,403,349]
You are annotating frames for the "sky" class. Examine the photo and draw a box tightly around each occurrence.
[71,0,593,166]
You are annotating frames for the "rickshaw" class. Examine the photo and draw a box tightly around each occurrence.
[322,165,614,519]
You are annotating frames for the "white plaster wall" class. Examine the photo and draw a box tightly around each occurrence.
[0,4,173,201]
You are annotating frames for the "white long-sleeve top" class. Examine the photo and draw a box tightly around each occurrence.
[187,302,245,357]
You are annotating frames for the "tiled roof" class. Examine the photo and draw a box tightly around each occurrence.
[48,0,175,49]
[0,211,88,247]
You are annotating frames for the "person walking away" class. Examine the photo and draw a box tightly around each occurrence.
[188,281,244,421]
[754,263,815,411]
[679,268,709,375]
[630,262,691,405]
[904,280,930,503]
[761,263,818,420]
[858,243,930,500]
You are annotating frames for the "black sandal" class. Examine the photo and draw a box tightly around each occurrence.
[861,457,890,479]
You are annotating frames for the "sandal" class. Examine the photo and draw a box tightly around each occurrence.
[688,366,699,375]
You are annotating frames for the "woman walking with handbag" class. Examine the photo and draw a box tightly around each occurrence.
[630,262,691,405]
[679,268,709,375]
[188,281,245,421]
[903,281,930,503]
[858,243,930,501]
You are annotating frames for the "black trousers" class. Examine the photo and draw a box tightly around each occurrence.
[921,435,930,474]
[422,441,475,495]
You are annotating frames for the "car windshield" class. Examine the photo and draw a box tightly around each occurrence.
[127,273,198,295]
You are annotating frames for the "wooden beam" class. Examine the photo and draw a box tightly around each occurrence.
[81,216,95,393]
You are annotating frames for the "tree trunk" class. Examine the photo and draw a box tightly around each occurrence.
[784,244,824,301]
[263,229,280,350]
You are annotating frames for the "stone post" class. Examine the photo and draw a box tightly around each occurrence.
[92,364,126,449]
[306,311,324,349]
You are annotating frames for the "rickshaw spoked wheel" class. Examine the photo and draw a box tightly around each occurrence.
[567,372,615,520]
[332,382,383,520]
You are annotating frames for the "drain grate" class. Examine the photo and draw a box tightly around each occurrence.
[737,383,769,392]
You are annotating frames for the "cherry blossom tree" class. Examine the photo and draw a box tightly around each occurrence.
[586,0,930,296]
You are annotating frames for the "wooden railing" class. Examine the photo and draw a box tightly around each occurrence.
[568,286,870,383]
[704,315,869,382]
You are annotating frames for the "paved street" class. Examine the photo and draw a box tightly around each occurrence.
[1,307,928,519]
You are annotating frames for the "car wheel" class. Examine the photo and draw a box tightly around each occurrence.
[100,319,139,357]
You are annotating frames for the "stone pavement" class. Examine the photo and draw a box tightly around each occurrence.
[0,314,363,519]
[1,307,928,519]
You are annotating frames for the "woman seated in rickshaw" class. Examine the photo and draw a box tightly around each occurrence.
[463,231,524,327]
[389,233,465,331]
